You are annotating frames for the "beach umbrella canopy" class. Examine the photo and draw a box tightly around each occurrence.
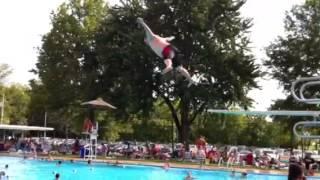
[81,97,117,109]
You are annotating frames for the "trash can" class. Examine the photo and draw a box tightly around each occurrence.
[80,147,85,158]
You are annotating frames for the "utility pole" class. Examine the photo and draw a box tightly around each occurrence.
[44,111,47,138]
[172,119,174,154]
[0,93,4,124]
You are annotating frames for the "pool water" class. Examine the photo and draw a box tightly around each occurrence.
[0,156,318,180]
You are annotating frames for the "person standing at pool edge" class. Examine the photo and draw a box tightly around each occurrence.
[137,17,196,87]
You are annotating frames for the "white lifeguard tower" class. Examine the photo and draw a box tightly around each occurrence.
[82,122,98,160]
[81,98,117,160]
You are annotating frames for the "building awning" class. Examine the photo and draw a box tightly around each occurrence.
[0,124,54,131]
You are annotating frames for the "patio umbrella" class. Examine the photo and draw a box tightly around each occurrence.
[81,97,117,109]
[81,97,116,131]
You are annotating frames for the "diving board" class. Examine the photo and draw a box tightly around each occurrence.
[0,124,54,131]
[207,109,320,117]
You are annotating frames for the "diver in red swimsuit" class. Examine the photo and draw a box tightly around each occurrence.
[137,17,196,87]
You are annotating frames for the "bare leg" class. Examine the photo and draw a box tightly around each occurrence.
[162,59,173,75]
[176,66,195,86]
[137,17,155,42]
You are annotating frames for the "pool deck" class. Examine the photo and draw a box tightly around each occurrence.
[1,152,318,177]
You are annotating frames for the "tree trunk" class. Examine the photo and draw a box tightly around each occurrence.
[178,97,191,151]
[178,119,191,151]
[88,107,95,124]
[161,90,194,152]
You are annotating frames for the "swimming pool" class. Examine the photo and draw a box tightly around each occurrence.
[0,156,318,180]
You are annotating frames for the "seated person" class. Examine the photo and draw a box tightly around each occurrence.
[308,164,318,176]
[227,149,237,166]
[207,147,217,163]
[303,153,315,171]
[72,138,80,155]
[269,158,282,169]
[246,152,254,166]
[259,152,270,167]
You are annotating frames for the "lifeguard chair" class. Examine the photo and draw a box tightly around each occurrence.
[82,118,98,160]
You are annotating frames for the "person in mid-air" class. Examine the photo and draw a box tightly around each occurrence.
[137,17,195,87]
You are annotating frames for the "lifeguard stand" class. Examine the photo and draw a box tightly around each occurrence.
[81,98,116,160]
[82,122,98,160]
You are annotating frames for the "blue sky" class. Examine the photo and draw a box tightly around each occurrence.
[0,0,304,110]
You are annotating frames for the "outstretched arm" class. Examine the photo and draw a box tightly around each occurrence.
[165,36,175,42]
[137,17,155,41]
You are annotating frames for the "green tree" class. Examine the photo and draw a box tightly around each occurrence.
[99,101,173,142]
[265,0,320,90]
[27,80,48,126]
[27,80,81,137]
[196,114,246,145]
[96,0,260,147]
[195,113,285,147]
[269,98,314,147]
[239,117,281,147]
[264,0,320,147]
[129,101,173,142]
[34,0,107,107]
[1,84,30,124]
[32,0,108,136]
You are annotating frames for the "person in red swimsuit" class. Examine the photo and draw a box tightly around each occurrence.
[83,117,93,133]
[137,17,196,87]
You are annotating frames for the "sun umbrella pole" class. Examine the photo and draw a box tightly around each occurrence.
[88,107,95,125]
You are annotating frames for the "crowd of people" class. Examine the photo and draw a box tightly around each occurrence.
[287,152,319,178]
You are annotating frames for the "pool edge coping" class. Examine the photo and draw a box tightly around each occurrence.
[1,152,319,178]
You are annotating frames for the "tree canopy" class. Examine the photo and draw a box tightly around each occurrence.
[33,0,260,145]
[265,0,320,91]
[34,0,107,108]
[94,0,260,145]
[0,84,30,125]
[264,0,320,147]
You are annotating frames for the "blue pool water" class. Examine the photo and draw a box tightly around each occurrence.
[0,156,319,180]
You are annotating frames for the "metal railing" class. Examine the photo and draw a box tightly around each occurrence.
[291,76,320,139]
[291,76,320,104]
[293,121,320,139]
